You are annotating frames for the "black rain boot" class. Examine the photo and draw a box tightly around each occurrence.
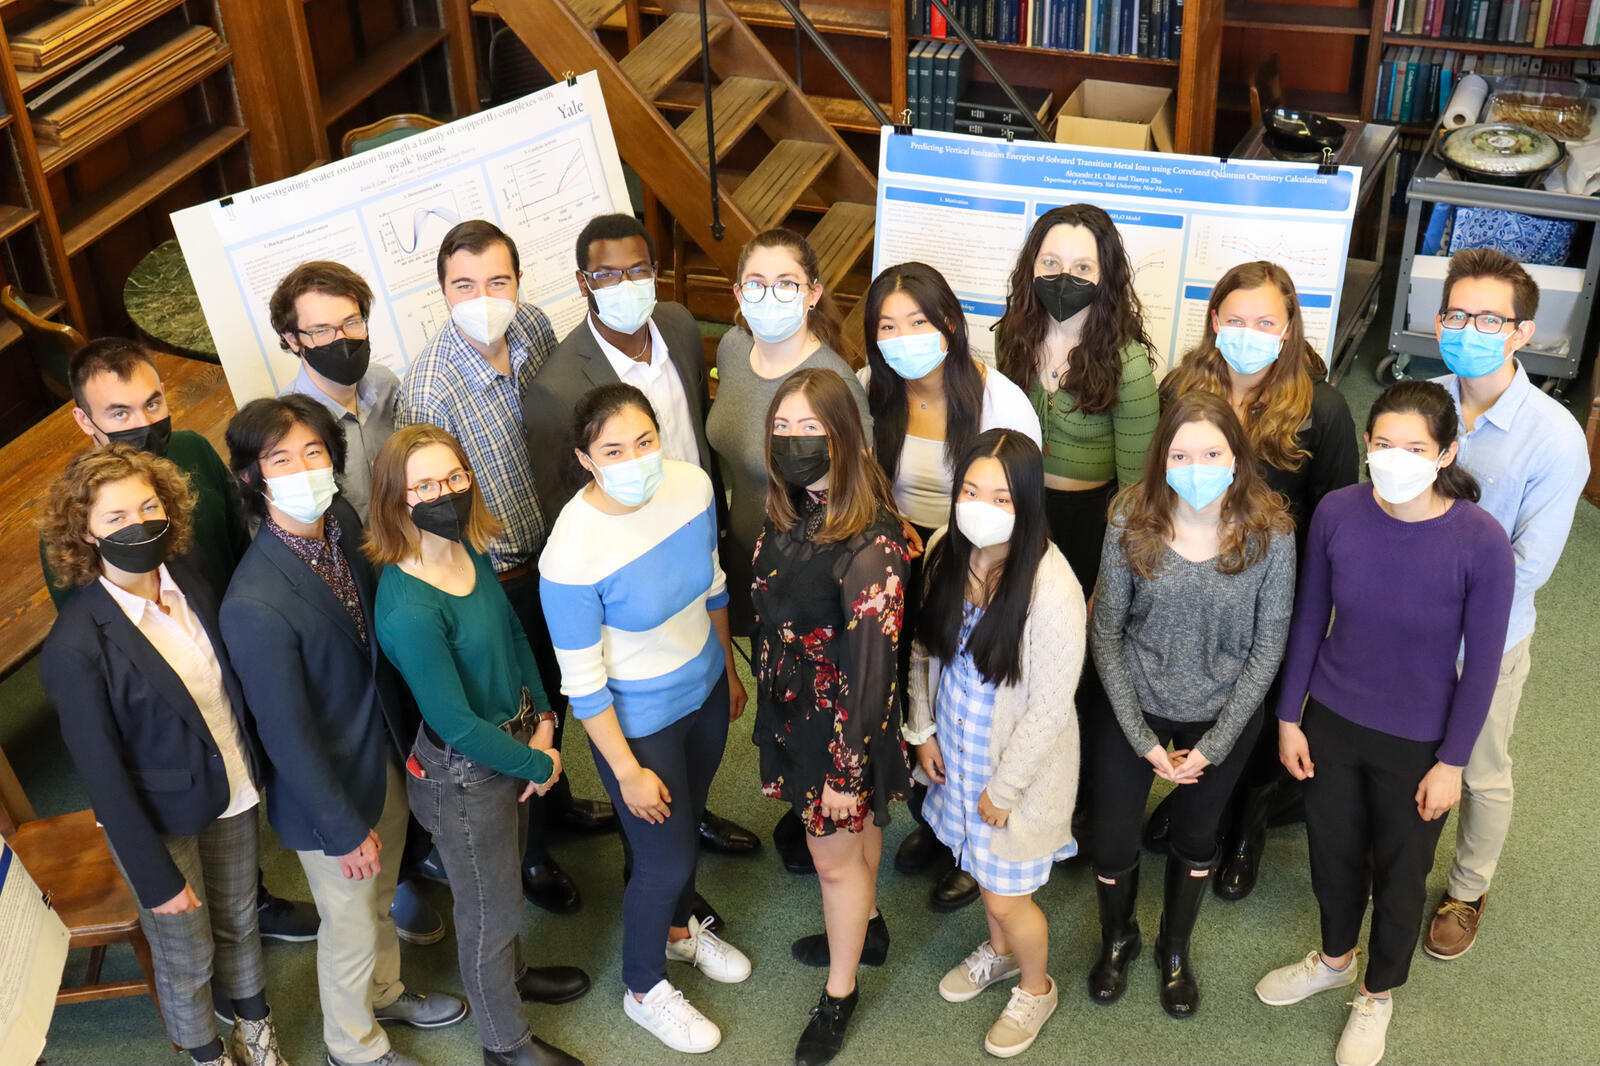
[1215,775,1292,902]
[794,986,858,1066]
[1141,792,1174,854]
[792,912,889,967]
[774,810,816,874]
[1088,863,1141,1004]
[1156,850,1212,1019]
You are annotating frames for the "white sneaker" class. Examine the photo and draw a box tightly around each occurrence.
[939,940,1022,1003]
[623,980,722,1054]
[984,977,1058,1059]
[665,915,752,983]
[1255,950,1361,1006]
[1336,993,1393,1066]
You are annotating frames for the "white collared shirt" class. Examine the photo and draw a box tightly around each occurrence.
[588,315,700,465]
[100,565,259,817]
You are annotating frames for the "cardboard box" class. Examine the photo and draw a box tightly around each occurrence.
[1054,80,1175,153]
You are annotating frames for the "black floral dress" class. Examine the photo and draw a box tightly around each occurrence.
[751,491,912,836]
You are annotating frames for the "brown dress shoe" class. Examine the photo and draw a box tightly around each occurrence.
[1424,893,1485,960]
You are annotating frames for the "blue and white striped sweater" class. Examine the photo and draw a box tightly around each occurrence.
[538,460,728,738]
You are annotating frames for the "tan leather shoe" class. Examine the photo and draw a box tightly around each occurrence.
[1424,893,1485,960]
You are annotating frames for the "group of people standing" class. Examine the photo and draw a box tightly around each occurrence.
[36,201,1587,1066]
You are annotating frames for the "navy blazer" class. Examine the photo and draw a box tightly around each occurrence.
[219,497,414,858]
[40,558,263,909]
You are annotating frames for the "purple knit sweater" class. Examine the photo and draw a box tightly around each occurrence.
[1275,484,1514,765]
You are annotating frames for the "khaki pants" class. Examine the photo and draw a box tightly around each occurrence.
[298,764,409,1063]
[1448,637,1532,901]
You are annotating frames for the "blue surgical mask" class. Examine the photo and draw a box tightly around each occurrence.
[594,450,664,507]
[1215,325,1283,375]
[741,294,807,344]
[878,332,947,380]
[1439,326,1509,378]
[590,278,657,335]
[1166,462,1234,511]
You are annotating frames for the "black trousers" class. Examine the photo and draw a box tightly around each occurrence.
[1045,481,1118,825]
[900,522,938,830]
[498,566,572,868]
[1302,699,1445,994]
[1092,707,1263,872]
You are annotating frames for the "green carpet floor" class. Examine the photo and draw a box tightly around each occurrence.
[12,279,1600,1064]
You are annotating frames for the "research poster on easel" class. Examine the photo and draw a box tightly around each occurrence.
[173,71,633,403]
[872,128,1362,374]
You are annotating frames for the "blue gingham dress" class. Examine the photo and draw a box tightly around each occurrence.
[923,602,1076,896]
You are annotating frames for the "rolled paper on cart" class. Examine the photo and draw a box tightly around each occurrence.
[1444,75,1490,130]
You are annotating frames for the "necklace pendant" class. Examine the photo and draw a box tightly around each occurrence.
[1042,441,1050,457]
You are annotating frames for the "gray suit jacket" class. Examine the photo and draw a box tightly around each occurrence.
[521,301,717,522]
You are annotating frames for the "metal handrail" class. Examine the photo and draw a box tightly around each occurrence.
[697,0,725,240]
[770,0,892,128]
[925,0,1051,142]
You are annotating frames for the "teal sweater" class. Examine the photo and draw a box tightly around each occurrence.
[374,551,554,781]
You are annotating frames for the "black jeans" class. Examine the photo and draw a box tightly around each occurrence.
[592,676,729,994]
[1092,706,1263,872]
[498,567,571,868]
[1302,699,1446,994]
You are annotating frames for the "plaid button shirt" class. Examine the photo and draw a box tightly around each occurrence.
[396,303,556,571]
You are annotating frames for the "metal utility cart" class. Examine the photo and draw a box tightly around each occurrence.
[1381,129,1599,395]
[1233,119,1400,385]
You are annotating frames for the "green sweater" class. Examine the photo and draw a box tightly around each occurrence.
[1028,341,1159,487]
[42,429,250,607]
[374,551,553,781]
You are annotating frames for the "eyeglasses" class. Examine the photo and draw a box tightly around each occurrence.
[1439,309,1518,335]
[407,469,472,503]
[296,316,369,346]
[582,265,655,289]
[738,279,805,303]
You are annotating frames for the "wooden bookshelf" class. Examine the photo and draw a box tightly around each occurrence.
[1225,1,1371,33]
[320,26,450,125]
[1382,32,1600,59]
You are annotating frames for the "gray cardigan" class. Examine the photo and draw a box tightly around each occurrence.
[908,534,1085,863]
[1090,521,1295,766]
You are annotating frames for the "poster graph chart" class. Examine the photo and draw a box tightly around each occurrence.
[504,139,594,222]
[382,194,462,256]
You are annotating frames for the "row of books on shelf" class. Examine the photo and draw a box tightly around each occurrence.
[905,41,1056,134]
[1375,47,1592,125]
[1386,0,1600,46]
[905,0,1180,57]
[1386,133,1429,213]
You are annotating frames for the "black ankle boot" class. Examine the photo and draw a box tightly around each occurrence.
[1215,777,1288,902]
[1088,863,1141,1004]
[1141,794,1174,854]
[792,913,889,967]
[794,986,858,1066]
[774,811,816,874]
[482,1034,583,1066]
[894,823,941,875]
[1156,851,1212,1018]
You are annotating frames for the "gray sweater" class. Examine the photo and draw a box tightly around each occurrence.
[1090,522,1295,766]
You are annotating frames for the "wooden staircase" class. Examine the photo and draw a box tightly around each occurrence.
[491,0,878,326]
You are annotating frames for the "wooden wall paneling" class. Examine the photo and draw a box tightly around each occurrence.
[1176,0,1224,153]
[441,0,481,114]
[217,0,316,179]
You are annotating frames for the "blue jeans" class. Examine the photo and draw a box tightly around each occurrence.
[407,726,532,1054]
[592,675,729,994]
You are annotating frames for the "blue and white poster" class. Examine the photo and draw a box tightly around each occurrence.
[873,128,1361,373]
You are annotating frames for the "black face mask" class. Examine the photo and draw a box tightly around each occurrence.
[98,415,173,458]
[95,519,171,575]
[301,338,371,387]
[1032,273,1098,323]
[411,489,474,542]
[770,434,832,488]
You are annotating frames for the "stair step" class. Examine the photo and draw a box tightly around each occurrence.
[678,76,784,165]
[731,140,838,231]
[568,0,626,29]
[619,12,729,101]
[808,201,876,291]
[720,169,826,214]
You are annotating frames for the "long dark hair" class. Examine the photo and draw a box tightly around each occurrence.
[1114,390,1293,578]
[1365,381,1480,502]
[994,204,1155,413]
[564,383,659,492]
[862,262,985,482]
[919,430,1049,686]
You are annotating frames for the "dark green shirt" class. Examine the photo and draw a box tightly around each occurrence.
[1029,341,1159,487]
[374,551,553,781]
[41,429,250,608]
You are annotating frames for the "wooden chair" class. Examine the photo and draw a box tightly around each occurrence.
[486,25,555,107]
[340,113,443,157]
[0,284,86,402]
[1249,53,1284,119]
[0,786,160,1015]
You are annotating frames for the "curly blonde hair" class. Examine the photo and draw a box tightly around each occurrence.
[41,445,196,587]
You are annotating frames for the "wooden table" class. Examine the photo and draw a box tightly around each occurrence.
[0,353,235,820]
